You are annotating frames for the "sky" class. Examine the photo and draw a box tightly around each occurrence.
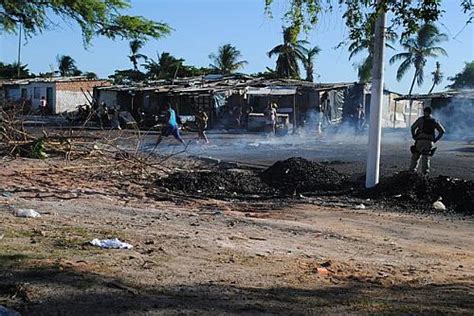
[0,0,473,94]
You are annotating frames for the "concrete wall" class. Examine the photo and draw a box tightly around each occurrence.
[56,80,109,113]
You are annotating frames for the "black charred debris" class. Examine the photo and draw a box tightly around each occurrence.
[156,157,473,215]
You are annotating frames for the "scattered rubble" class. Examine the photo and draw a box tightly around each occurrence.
[364,172,473,215]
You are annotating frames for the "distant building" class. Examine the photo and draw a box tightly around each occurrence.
[3,76,110,114]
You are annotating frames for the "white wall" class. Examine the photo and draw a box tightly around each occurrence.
[6,83,56,111]
[55,90,89,113]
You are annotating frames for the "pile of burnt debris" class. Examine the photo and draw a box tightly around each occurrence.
[363,171,473,215]
[156,169,276,198]
[157,157,473,215]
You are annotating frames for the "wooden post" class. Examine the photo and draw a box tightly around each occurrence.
[293,93,296,133]
[393,100,397,128]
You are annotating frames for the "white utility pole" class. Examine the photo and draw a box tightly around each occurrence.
[365,0,386,188]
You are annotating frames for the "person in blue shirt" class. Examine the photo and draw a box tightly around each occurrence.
[156,104,185,145]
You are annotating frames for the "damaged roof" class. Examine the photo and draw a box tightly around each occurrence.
[95,75,359,95]
[3,76,107,85]
[395,89,474,100]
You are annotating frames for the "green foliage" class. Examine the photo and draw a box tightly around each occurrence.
[428,62,443,93]
[144,52,212,80]
[302,46,321,82]
[267,26,308,79]
[0,62,32,79]
[84,72,98,80]
[389,23,448,94]
[447,61,474,89]
[56,55,81,77]
[264,1,473,51]
[0,0,171,46]
[209,44,248,75]
[348,18,397,83]
[31,139,48,159]
[145,52,183,80]
[250,67,280,79]
[128,40,147,71]
[108,69,146,84]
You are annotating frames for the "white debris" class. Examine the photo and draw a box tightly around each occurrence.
[355,204,366,209]
[433,200,446,211]
[90,238,133,249]
[14,208,41,218]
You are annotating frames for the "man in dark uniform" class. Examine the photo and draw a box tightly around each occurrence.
[409,107,445,175]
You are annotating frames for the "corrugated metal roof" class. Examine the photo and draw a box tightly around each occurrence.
[3,76,108,85]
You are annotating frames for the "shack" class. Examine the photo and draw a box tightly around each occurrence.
[94,75,405,131]
[3,76,110,114]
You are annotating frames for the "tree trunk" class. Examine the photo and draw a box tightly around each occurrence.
[428,81,436,94]
[407,70,418,127]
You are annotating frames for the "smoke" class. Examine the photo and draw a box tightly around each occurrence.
[433,95,474,140]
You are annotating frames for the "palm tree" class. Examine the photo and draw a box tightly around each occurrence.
[57,55,81,76]
[128,39,148,71]
[267,27,307,79]
[389,23,447,124]
[348,24,397,83]
[428,62,443,93]
[209,44,248,75]
[144,52,183,80]
[302,46,321,82]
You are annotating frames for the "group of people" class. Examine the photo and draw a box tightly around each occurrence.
[146,102,447,177]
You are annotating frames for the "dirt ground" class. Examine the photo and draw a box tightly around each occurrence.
[0,153,473,315]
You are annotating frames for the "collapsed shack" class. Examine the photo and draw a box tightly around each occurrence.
[156,157,473,215]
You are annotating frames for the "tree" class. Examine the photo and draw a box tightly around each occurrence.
[250,67,280,79]
[84,72,99,80]
[0,0,171,46]
[389,23,448,97]
[57,55,82,77]
[129,40,148,71]
[264,1,473,44]
[108,69,146,84]
[428,62,443,93]
[267,27,307,79]
[209,44,248,75]
[348,20,397,83]
[0,62,32,79]
[145,52,183,80]
[302,46,321,82]
[447,61,474,89]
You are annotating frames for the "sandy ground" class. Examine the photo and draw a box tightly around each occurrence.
[0,154,473,315]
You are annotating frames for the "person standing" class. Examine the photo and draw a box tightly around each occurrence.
[195,110,209,144]
[356,105,365,135]
[156,104,185,145]
[409,107,445,175]
[39,96,47,116]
